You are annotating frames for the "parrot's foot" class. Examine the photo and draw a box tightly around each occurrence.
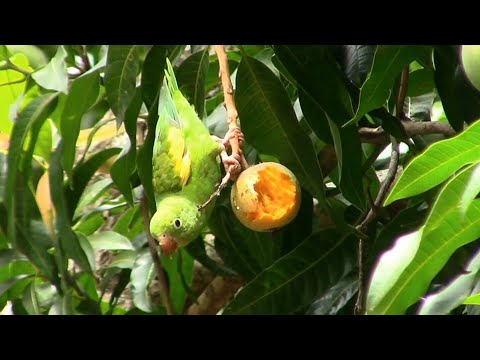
[213,126,245,148]
[198,171,232,211]
[220,150,242,181]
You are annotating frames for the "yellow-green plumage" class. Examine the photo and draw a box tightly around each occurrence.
[150,59,223,249]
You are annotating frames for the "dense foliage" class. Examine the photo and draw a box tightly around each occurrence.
[1,45,480,315]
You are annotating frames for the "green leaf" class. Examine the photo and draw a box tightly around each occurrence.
[22,281,41,315]
[209,190,281,280]
[162,248,194,314]
[73,178,113,220]
[110,88,141,205]
[384,119,480,205]
[417,249,480,314]
[112,205,144,241]
[104,45,143,126]
[463,292,480,305]
[5,93,58,248]
[0,45,11,61]
[141,45,169,111]
[109,251,137,269]
[88,231,135,251]
[223,229,356,314]
[298,90,333,145]
[346,45,431,126]
[460,163,480,217]
[407,68,435,97]
[130,248,156,312]
[184,236,238,277]
[0,53,31,135]
[137,108,157,212]
[306,274,359,315]
[0,275,32,298]
[176,47,210,118]
[14,187,60,287]
[76,232,96,273]
[60,70,100,179]
[0,153,7,205]
[33,119,52,162]
[31,46,69,94]
[340,45,376,88]
[434,45,480,131]
[367,164,480,314]
[272,46,365,210]
[64,147,121,221]
[235,55,327,207]
[50,142,93,274]
[72,212,104,236]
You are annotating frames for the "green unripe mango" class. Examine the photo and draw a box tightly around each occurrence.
[461,45,480,91]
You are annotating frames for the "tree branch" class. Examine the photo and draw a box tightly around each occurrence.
[396,67,409,118]
[187,276,244,315]
[354,138,400,315]
[141,194,175,315]
[0,60,31,76]
[359,121,456,144]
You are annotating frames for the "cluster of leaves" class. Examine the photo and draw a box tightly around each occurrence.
[0,44,480,315]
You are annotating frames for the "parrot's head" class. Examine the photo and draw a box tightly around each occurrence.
[150,196,204,256]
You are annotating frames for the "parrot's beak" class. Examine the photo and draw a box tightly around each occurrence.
[158,234,178,256]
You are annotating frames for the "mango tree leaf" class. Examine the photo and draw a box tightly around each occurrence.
[184,236,238,277]
[345,45,431,126]
[408,68,435,97]
[367,164,480,314]
[176,47,210,118]
[298,90,333,145]
[223,229,356,314]
[4,93,58,248]
[384,119,480,205]
[31,46,69,94]
[88,231,135,251]
[104,45,143,126]
[306,274,359,315]
[162,248,194,314]
[50,142,93,274]
[61,71,100,179]
[73,178,113,220]
[460,163,480,217]
[434,45,480,131]
[340,45,376,88]
[417,248,480,314]
[235,54,327,208]
[110,88,142,205]
[64,147,121,221]
[463,293,480,305]
[109,251,137,269]
[75,232,96,273]
[272,45,365,210]
[141,45,178,111]
[130,248,156,312]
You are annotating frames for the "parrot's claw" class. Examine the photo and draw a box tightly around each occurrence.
[213,126,245,148]
[220,151,242,181]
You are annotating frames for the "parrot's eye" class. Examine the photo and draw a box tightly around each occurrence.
[174,218,182,229]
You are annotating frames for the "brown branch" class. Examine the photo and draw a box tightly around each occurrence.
[187,276,244,315]
[396,67,409,118]
[214,45,240,159]
[354,138,400,315]
[359,121,456,144]
[141,194,175,315]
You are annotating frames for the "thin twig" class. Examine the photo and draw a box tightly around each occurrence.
[0,60,31,76]
[396,67,409,118]
[354,138,400,315]
[358,121,456,144]
[0,77,27,87]
[80,45,91,72]
[141,193,175,315]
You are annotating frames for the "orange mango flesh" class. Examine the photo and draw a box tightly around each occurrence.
[246,166,298,223]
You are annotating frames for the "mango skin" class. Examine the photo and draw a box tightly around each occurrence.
[461,45,480,91]
[230,162,301,232]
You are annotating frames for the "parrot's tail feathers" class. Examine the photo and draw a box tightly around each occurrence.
[164,58,179,94]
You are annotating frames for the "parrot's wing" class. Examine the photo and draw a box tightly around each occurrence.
[152,73,191,196]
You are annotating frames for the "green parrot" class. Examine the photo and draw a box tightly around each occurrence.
[150,59,244,255]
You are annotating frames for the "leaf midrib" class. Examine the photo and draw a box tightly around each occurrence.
[229,232,349,314]
[377,203,480,314]
[241,56,323,199]
[387,124,480,203]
